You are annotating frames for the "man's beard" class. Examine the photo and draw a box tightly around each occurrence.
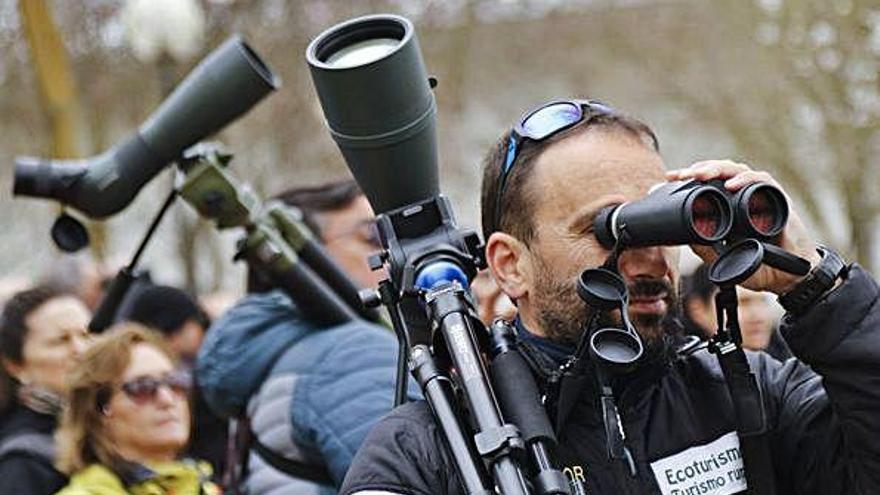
[531,254,678,348]
[627,278,678,341]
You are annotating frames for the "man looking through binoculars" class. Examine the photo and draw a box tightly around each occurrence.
[341,100,880,495]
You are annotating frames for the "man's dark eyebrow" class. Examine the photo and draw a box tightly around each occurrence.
[568,199,620,234]
[569,206,601,234]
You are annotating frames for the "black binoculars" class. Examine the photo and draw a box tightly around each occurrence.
[594,180,788,249]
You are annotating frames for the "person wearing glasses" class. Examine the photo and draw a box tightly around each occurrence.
[54,324,217,495]
[340,99,880,495]
[197,179,420,494]
[0,286,91,495]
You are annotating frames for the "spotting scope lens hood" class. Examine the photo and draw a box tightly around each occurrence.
[306,14,439,215]
[13,35,279,218]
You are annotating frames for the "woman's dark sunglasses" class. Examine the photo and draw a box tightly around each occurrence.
[491,99,614,234]
[120,370,192,404]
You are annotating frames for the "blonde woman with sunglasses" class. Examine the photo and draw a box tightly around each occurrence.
[54,324,217,495]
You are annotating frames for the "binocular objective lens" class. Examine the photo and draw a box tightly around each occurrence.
[747,189,779,236]
[691,192,726,240]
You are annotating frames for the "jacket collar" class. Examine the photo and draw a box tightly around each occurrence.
[118,459,210,490]
[514,317,573,371]
[513,316,687,429]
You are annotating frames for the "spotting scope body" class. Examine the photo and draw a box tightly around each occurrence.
[307,14,439,215]
[14,36,279,218]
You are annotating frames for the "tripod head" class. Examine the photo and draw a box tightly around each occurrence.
[177,143,379,325]
[362,195,484,343]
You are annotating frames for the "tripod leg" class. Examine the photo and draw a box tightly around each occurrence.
[411,345,492,495]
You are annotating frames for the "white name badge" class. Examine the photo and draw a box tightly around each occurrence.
[650,431,747,495]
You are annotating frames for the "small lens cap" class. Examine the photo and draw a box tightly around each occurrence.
[577,268,628,310]
[589,328,644,373]
[709,239,763,286]
[51,212,90,253]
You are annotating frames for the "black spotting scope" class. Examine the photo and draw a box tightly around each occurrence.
[13,36,279,218]
[594,180,788,249]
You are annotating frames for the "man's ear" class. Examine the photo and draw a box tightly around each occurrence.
[485,232,530,300]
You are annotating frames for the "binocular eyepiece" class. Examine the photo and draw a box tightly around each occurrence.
[594,180,788,249]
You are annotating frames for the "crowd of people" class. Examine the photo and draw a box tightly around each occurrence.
[2,97,878,495]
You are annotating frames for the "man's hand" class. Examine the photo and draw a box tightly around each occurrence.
[666,160,821,295]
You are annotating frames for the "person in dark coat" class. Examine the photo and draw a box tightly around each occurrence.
[0,286,91,495]
[340,99,880,494]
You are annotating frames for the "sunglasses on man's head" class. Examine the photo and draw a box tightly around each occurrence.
[490,99,616,235]
[119,370,192,405]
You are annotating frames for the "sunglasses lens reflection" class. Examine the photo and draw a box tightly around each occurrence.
[121,372,191,403]
[522,102,582,139]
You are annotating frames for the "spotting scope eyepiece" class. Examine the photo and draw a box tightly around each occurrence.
[306,14,439,215]
[594,180,789,249]
[13,35,279,218]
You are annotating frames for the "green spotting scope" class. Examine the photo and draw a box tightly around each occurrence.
[177,143,379,324]
[306,14,439,215]
[14,35,279,218]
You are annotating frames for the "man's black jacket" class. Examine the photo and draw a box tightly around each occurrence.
[341,265,880,495]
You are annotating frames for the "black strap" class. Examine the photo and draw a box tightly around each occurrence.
[710,286,778,495]
[249,433,334,486]
[223,417,335,490]
[778,246,847,315]
[713,344,778,495]
[222,418,251,495]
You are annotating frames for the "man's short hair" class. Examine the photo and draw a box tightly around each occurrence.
[272,179,363,239]
[118,284,208,336]
[480,107,659,244]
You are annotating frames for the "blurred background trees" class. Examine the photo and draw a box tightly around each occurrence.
[1,0,877,296]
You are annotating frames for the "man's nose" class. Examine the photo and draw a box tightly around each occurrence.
[618,246,672,280]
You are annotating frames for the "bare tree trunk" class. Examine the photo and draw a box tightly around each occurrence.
[18,0,87,158]
[19,0,106,259]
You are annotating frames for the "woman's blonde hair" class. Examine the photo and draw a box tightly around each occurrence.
[55,323,175,474]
